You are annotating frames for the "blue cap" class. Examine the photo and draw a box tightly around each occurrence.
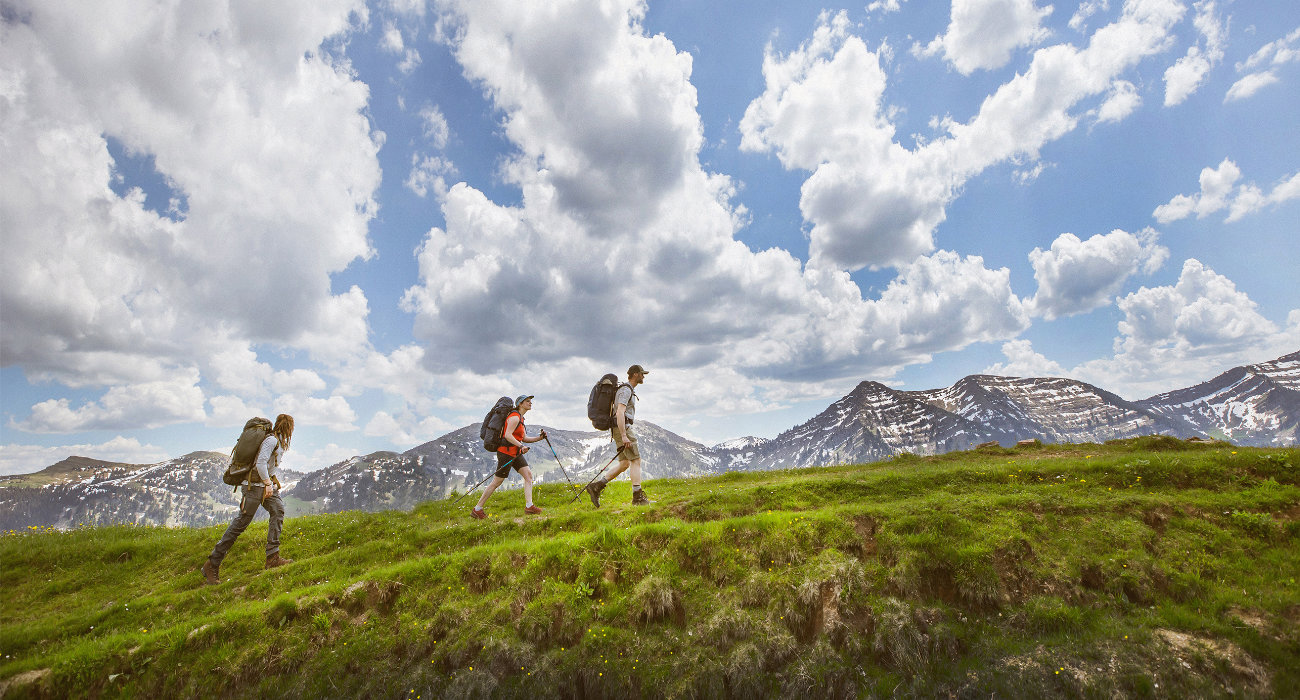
[515,395,534,406]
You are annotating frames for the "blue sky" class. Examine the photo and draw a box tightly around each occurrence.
[2,0,1297,474]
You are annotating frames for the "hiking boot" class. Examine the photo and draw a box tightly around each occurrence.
[201,559,219,586]
[471,508,487,520]
[265,553,293,570]
[524,505,543,515]
[586,480,606,508]
[631,489,652,506]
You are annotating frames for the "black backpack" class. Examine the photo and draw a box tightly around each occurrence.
[587,374,624,430]
[223,417,273,486]
[480,397,515,452]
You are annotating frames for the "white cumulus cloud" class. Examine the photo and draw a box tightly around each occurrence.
[1069,0,1110,32]
[406,154,456,198]
[867,0,906,14]
[1225,71,1279,102]
[380,20,422,73]
[13,372,207,433]
[983,340,1069,377]
[1154,158,1300,223]
[0,437,170,476]
[1027,228,1168,320]
[1224,26,1300,102]
[396,0,1032,420]
[1236,26,1300,72]
[1162,0,1226,106]
[364,411,456,447]
[1095,80,1141,123]
[284,443,363,473]
[207,395,268,429]
[419,105,451,149]
[0,0,382,428]
[915,0,1053,75]
[1074,259,1300,396]
[742,0,1187,271]
[272,395,359,433]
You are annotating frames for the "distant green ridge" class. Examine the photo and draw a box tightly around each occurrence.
[2,437,1297,698]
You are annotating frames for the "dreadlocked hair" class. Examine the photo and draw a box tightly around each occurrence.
[273,414,294,452]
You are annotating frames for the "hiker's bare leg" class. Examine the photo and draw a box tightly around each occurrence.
[604,458,631,482]
[629,458,642,489]
[475,476,506,510]
[519,466,535,505]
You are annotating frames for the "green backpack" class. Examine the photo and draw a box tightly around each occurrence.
[222,417,273,487]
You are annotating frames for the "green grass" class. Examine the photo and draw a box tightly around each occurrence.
[2,438,1297,698]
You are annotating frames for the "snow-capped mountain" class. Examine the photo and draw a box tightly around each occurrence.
[909,375,1187,445]
[710,437,773,471]
[0,452,306,530]
[731,380,1005,471]
[1138,351,1299,446]
[284,421,719,515]
[4,351,1295,527]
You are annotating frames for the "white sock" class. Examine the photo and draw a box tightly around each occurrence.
[526,501,534,507]
[473,506,483,511]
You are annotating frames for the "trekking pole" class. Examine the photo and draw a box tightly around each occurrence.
[450,454,517,507]
[567,446,625,505]
[541,433,577,488]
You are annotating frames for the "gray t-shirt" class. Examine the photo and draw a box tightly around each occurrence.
[615,384,636,424]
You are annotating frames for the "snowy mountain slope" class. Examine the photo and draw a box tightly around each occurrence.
[283,421,719,514]
[1139,351,1300,446]
[731,381,1004,471]
[0,452,306,530]
[5,351,1295,527]
[910,375,1186,445]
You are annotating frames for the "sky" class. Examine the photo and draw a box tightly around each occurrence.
[1,0,1297,475]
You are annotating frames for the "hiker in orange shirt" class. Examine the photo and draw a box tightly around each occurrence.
[472,395,547,518]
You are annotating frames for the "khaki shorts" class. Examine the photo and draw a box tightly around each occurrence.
[610,423,640,461]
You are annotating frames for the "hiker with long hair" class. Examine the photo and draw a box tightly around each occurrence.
[472,395,547,519]
[587,365,652,506]
[202,413,294,585]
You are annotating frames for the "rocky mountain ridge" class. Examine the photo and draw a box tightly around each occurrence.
[1138,351,1299,446]
[4,351,1295,527]
[0,452,306,530]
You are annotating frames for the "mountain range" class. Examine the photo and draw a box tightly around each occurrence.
[3,350,1295,529]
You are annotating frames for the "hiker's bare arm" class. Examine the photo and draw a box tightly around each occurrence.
[615,404,630,445]
[505,415,528,452]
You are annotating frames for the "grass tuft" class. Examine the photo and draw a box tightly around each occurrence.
[631,574,681,625]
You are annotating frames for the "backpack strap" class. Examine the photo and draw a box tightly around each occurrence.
[614,383,635,424]
[248,435,278,487]
[503,410,522,436]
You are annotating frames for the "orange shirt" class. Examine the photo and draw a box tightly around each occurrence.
[497,411,525,456]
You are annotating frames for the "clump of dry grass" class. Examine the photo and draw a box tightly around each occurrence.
[631,574,681,625]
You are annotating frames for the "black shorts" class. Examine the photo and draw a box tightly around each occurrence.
[495,451,528,478]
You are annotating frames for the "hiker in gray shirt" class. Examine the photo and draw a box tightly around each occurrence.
[586,365,652,506]
[202,414,294,585]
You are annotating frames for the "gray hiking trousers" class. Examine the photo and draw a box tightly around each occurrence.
[207,485,284,566]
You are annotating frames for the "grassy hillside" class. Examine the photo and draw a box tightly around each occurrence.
[2,437,1297,698]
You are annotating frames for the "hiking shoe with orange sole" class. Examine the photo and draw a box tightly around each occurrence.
[471,508,487,519]
[524,505,543,514]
